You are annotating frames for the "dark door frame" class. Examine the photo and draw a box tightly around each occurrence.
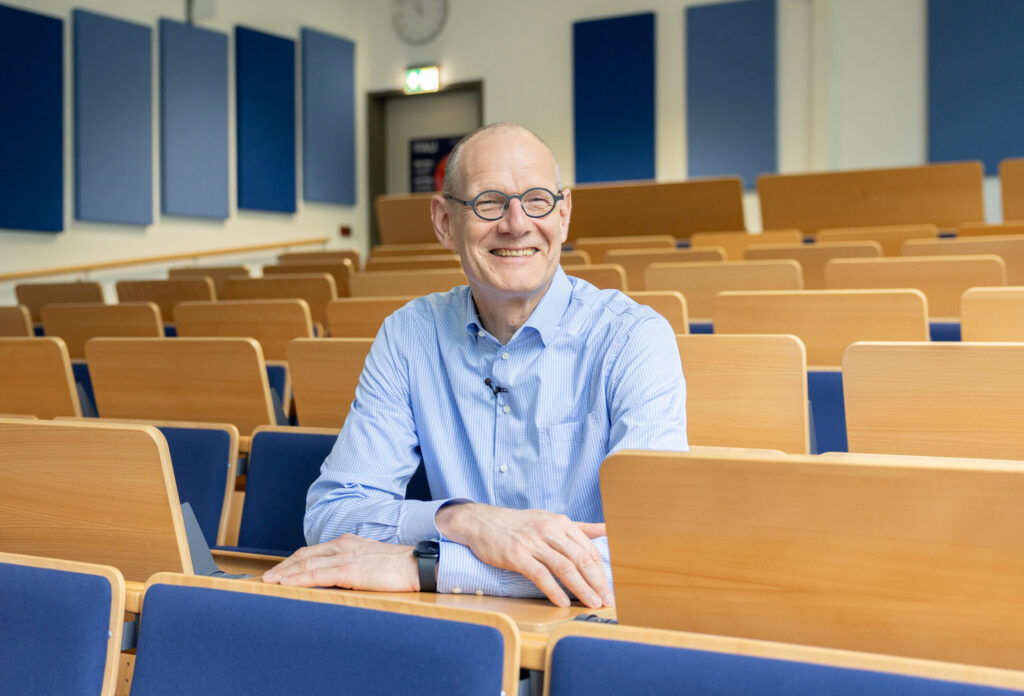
[366,80,484,245]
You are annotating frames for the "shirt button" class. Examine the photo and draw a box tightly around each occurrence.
[501,351,509,360]
[503,405,510,414]
[475,589,484,596]
[477,330,485,337]
[452,586,462,594]
[499,464,509,473]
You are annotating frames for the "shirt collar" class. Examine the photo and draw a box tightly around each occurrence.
[462,266,572,347]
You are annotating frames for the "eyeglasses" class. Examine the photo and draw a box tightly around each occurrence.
[445,187,564,221]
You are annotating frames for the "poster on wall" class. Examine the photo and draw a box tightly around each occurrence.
[410,135,463,193]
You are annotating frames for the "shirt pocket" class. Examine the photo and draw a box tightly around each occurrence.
[539,413,607,510]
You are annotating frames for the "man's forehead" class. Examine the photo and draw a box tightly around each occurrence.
[460,129,556,182]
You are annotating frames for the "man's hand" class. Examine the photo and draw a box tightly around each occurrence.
[435,503,613,609]
[262,533,419,592]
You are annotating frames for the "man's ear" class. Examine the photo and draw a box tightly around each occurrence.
[558,188,572,244]
[430,195,458,251]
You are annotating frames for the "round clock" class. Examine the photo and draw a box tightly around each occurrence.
[392,0,448,45]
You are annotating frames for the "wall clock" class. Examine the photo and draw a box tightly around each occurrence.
[392,0,448,45]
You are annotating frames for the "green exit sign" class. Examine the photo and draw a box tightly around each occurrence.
[404,65,440,94]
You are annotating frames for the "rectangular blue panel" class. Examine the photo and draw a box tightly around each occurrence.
[0,5,63,232]
[686,0,777,189]
[573,13,655,184]
[159,19,228,219]
[928,0,1024,175]
[301,28,355,205]
[73,9,152,225]
[236,26,296,213]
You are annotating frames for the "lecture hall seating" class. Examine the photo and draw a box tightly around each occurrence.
[374,192,435,244]
[369,241,450,257]
[279,248,361,269]
[287,337,372,427]
[690,229,803,260]
[758,161,985,233]
[0,305,32,336]
[262,259,353,297]
[545,621,1024,695]
[348,268,466,297]
[14,280,105,324]
[744,241,881,289]
[174,299,314,361]
[816,224,939,256]
[115,278,216,324]
[1000,157,1024,222]
[903,235,1024,285]
[601,448,1024,670]
[961,287,1024,341]
[559,250,592,266]
[957,221,1024,238]
[222,274,337,331]
[627,291,689,334]
[41,302,163,358]
[0,337,81,418]
[562,264,628,291]
[168,264,250,297]
[605,247,725,290]
[0,551,125,696]
[364,254,462,272]
[327,296,414,338]
[572,234,676,264]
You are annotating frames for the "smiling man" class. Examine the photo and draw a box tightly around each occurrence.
[264,123,688,607]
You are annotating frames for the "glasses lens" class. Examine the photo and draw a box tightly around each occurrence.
[521,188,557,218]
[472,191,509,220]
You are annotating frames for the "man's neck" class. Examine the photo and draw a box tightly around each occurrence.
[472,285,550,345]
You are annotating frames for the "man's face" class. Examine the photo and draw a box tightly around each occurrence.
[432,129,571,305]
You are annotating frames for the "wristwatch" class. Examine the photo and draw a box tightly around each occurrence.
[413,540,439,592]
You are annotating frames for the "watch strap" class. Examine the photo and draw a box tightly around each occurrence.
[414,540,439,593]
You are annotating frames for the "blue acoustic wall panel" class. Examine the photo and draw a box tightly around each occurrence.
[73,9,152,225]
[301,28,355,205]
[686,0,776,189]
[159,19,228,219]
[0,5,63,232]
[928,0,1024,175]
[573,13,656,184]
[236,26,296,213]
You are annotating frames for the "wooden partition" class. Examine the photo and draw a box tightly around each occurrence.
[713,290,928,368]
[646,260,803,320]
[223,274,337,329]
[572,235,676,264]
[168,265,250,297]
[1001,158,1024,221]
[844,341,1024,459]
[279,248,361,269]
[0,305,32,337]
[116,278,216,320]
[175,300,313,360]
[41,302,163,358]
[327,297,413,338]
[690,230,802,260]
[816,224,939,256]
[370,242,449,257]
[375,192,436,244]
[14,281,105,323]
[903,235,1024,285]
[0,337,81,418]
[744,241,881,289]
[559,250,591,266]
[85,337,276,435]
[0,418,192,582]
[568,178,745,241]
[365,255,462,272]
[627,291,688,334]
[957,221,1024,237]
[288,338,373,427]
[605,247,724,290]
[759,162,985,233]
[677,334,809,453]
[824,255,1006,319]
[349,269,466,297]
[961,287,1024,341]
[262,259,353,296]
[562,264,627,291]
[601,449,1024,670]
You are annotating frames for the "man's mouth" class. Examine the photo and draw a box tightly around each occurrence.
[490,248,538,257]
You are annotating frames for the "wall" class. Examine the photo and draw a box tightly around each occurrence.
[1,0,370,299]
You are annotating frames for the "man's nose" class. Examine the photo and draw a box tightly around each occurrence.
[499,197,529,231]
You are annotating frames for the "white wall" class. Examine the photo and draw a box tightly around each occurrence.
[1,0,371,302]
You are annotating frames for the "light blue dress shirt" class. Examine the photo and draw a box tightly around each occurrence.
[305,267,688,598]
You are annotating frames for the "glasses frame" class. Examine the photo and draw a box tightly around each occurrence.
[444,187,565,221]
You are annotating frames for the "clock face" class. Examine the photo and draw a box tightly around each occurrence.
[392,0,449,45]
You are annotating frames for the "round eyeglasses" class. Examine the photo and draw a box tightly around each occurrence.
[445,187,564,221]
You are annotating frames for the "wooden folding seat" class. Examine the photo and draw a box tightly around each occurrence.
[903,234,1024,285]
[744,240,881,289]
[562,264,628,291]
[559,250,591,266]
[287,338,372,427]
[601,448,1024,670]
[168,265,250,297]
[348,269,466,297]
[327,296,414,338]
[626,291,688,334]
[364,254,462,272]
[605,247,725,290]
[0,337,81,418]
[370,241,449,257]
[816,224,939,256]
[174,299,313,361]
[279,248,360,269]
[15,280,104,323]
[957,221,1024,237]
[374,192,436,244]
[961,287,1024,341]
[645,260,803,320]
[690,229,802,261]
[1001,157,1024,221]
[0,305,32,336]
[262,259,353,297]
[41,302,162,358]
[676,334,809,454]
[223,274,337,330]
[572,234,676,264]
[115,278,215,322]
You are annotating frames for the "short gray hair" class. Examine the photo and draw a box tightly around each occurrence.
[441,122,562,198]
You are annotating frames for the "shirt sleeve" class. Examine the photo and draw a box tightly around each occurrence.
[304,312,463,546]
[604,310,689,454]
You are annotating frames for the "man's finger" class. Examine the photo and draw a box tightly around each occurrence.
[538,535,607,608]
[515,555,571,608]
[576,521,606,538]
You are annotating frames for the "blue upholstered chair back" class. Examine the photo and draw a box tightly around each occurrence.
[156,425,233,548]
[130,582,505,695]
[0,560,116,695]
[548,635,1023,695]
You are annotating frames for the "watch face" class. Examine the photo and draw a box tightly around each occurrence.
[392,0,448,45]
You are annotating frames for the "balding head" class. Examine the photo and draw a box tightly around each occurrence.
[441,122,562,198]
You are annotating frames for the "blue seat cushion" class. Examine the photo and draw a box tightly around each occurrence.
[808,370,847,453]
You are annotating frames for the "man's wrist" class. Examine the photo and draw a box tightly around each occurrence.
[413,540,439,592]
